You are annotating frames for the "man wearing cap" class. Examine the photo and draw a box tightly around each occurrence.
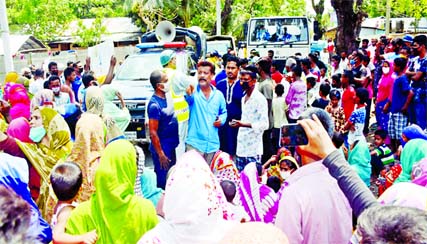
[160,49,192,158]
[403,34,413,48]
[230,65,269,171]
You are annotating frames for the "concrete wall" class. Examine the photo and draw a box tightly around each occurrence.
[0,45,137,82]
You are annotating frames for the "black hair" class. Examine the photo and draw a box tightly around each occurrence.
[301,58,311,69]
[307,76,316,88]
[268,50,274,55]
[220,180,236,203]
[275,83,284,96]
[394,57,408,71]
[413,35,427,47]
[149,70,164,89]
[67,61,74,67]
[356,87,369,104]
[362,55,370,64]
[343,70,355,84]
[82,74,96,88]
[272,60,280,69]
[241,65,258,79]
[238,58,249,66]
[63,67,75,80]
[331,73,342,87]
[308,53,318,63]
[375,129,388,140]
[222,53,231,66]
[362,39,369,43]
[50,162,83,201]
[291,65,302,77]
[48,75,60,86]
[197,60,216,74]
[266,176,281,193]
[299,108,334,138]
[319,83,331,97]
[226,56,240,67]
[331,55,340,62]
[332,132,345,148]
[329,89,342,100]
[48,61,57,71]
[257,58,272,75]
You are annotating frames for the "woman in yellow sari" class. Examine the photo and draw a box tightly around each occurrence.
[0,107,72,220]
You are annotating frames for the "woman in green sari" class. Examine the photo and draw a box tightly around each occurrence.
[395,139,427,183]
[66,139,158,243]
[0,107,72,220]
[348,139,372,187]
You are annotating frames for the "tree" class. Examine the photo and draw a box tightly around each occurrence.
[311,0,325,40]
[73,15,107,47]
[332,0,367,54]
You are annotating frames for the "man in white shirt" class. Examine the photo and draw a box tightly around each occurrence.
[230,65,269,171]
[48,75,71,107]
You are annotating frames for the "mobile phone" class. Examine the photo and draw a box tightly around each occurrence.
[279,123,308,146]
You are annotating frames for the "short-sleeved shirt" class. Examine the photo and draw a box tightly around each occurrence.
[342,86,356,121]
[375,143,394,165]
[390,75,412,113]
[409,56,427,89]
[147,94,179,153]
[311,98,329,109]
[348,107,366,145]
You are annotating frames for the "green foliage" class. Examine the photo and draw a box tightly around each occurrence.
[73,15,107,47]
[364,0,427,19]
[69,0,127,18]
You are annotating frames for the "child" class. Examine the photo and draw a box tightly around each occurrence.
[220,180,249,223]
[341,70,356,121]
[306,74,318,106]
[383,57,414,153]
[326,89,346,133]
[370,129,394,177]
[50,162,97,244]
[312,83,331,109]
[272,84,288,153]
[343,88,369,147]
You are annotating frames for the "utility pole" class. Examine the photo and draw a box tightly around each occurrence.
[216,0,221,35]
[0,0,14,72]
[385,0,391,35]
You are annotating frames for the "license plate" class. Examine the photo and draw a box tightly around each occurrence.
[126,103,137,109]
[124,131,137,140]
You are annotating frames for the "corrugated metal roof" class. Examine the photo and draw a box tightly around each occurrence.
[0,35,46,55]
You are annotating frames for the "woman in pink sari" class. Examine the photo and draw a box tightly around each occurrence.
[238,162,278,223]
[7,84,31,121]
[6,117,32,143]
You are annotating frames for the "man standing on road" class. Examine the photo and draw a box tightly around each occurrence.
[160,50,191,158]
[216,56,244,157]
[185,61,227,165]
[148,70,179,189]
[231,65,269,171]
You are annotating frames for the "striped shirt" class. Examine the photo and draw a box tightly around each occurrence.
[375,143,394,165]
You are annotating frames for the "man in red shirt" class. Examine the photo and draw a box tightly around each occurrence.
[271,60,284,84]
[341,70,356,121]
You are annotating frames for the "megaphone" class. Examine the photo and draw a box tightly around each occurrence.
[155,21,176,42]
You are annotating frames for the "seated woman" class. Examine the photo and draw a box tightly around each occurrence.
[102,85,130,132]
[0,107,72,220]
[65,140,158,243]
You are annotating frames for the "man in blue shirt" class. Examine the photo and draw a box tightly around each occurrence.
[148,70,179,189]
[186,61,227,165]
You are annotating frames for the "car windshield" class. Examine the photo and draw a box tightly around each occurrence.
[115,54,162,81]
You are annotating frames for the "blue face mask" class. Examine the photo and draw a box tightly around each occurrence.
[29,126,47,143]
[350,59,356,65]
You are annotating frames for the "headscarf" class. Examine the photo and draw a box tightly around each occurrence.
[16,107,72,219]
[395,139,427,183]
[412,158,427,187]
[138,150,236,244]
[238,163,279,223]
[378,182,427,211]
[210,150,240,187]
[85,86,104,116]
[102,85,130,132]
[0,153,52,243]
[7,117,32,143]
[67,112,105,203]
[401,124,427,147]
[220,222,289,244]
[30,89,54,112]
[7,84,31,120]
[66,140,158,243]
[4,71,19,84]
[348,139,372,187]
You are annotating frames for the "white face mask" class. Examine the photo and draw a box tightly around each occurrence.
[52,87,60,94]
[382,67,390,74]
[160,82,170,93]
[280,171,291,180]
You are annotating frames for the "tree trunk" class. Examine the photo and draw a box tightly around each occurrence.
[211,0,234,35]
[331,0,367,54]
[311,0,325,39]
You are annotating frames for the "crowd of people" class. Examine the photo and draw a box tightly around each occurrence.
[0,34,427,244]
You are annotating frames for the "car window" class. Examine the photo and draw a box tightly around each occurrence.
[115,54,162,81]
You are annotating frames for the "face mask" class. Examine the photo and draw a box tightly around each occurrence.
[382,67,390,74]
[78,68,84,74]
[331,62,337,68]
[241,81,250,91]
[350,59,356,65]
[52,87,60,94]
[160,82,170,93]
[29,126,46,143]
[280,170,291,180]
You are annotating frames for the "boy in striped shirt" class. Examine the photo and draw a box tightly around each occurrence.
[371,129,395,177]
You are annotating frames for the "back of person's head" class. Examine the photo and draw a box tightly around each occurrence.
[394,57,408,71]
[63,67,75,80]
[362,55,370,64]
[332,132,345,148]
[220,180,236,203]
[82,74,96,88]
[238,58,249,67]
[272,60,280,70]
[301,58,311,69]
[329,89,342,100]
[149,70,163,89]
[275,83,284,97]
[319,83,331,97]
[375,129,388,140]
[306,77,316,89]
[331,73,342,86]
[299,108,334,138]
[241,65,258,79]
[0,185,35,244]
[266,176,281,193]
[356,88,369,104]
[343,70,355,84]
[50,162,83,201]
[292,65,302,77]
[357,205,427,243]
[308,53,318,63]
[257,58,272,75]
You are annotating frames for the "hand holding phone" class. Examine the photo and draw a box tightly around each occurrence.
[280,123,308,146]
